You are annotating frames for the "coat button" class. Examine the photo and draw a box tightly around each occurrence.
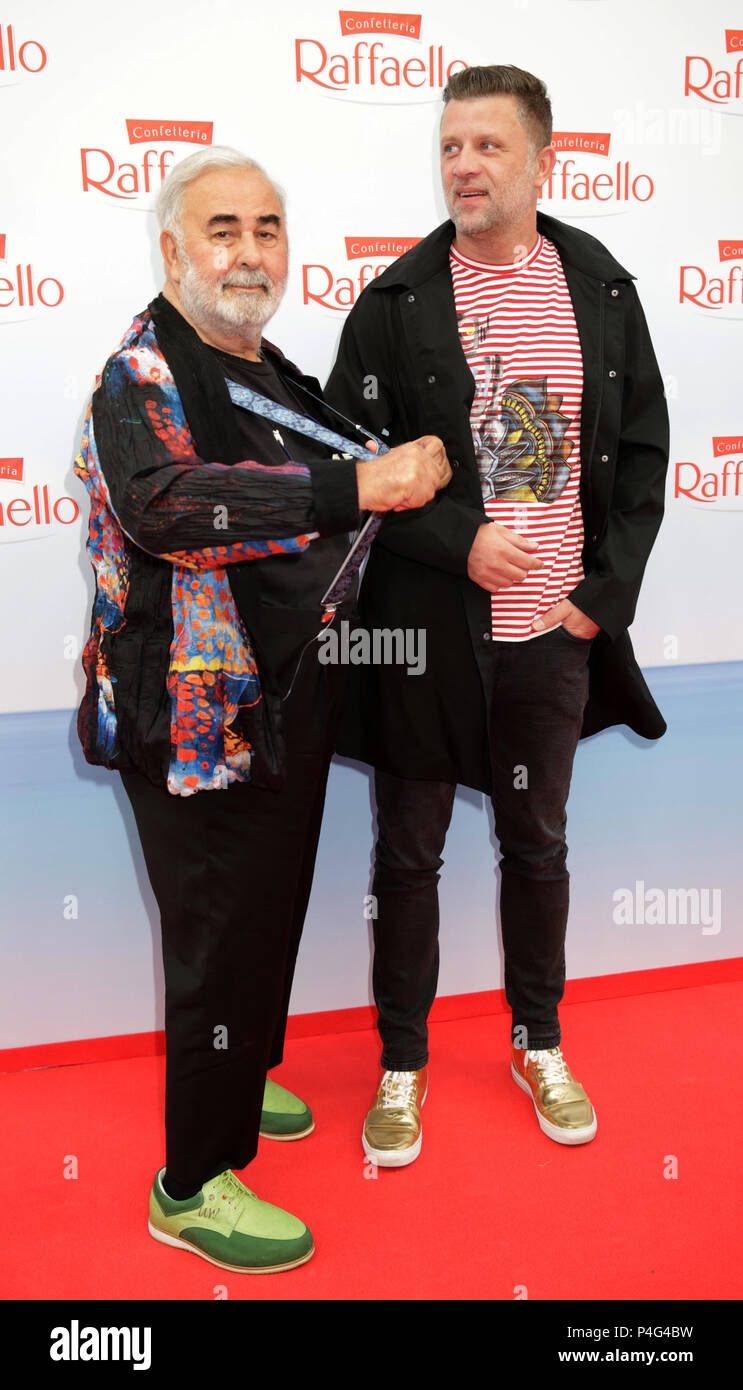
[611,288,619,297]
[451,458,460,470]
[601,454,609,462]
[427,374,436,384]
[483,632,491,641]
[407,293,415,303]
[608,369,616,378]
[591,532,597,542]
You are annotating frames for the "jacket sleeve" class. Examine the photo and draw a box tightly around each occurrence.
[325,292,486,576]
[90,350,359,564]
[566,284,669,640]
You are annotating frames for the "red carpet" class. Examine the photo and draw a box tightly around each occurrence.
[3,980,740,1301]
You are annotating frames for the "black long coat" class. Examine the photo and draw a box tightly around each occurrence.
[324,212,670,794]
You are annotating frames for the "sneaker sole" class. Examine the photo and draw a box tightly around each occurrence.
[511,1064,597,1145]
[148,1220,315,1274]
[361,1084,427,1168]
[258,1120,315,1141]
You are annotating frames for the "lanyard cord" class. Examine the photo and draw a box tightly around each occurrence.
[224,379,381,703]
[289,377,388,454]
[225,378,386,463]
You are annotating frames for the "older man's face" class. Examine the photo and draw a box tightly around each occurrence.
[169,167,288,334]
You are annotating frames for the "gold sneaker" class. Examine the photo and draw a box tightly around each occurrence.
[511,1046,597,1145]
[362,1069,428,1167]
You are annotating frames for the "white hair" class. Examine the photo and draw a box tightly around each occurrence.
[155,145,286,235]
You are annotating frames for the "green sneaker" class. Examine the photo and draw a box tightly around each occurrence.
[148,1168,314,1273]
[259,1076,314,1140]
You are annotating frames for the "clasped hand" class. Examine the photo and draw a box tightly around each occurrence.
[356,434,451,512]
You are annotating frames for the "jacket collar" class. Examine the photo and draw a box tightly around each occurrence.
[369,212,634,291]
[149,292,244,465]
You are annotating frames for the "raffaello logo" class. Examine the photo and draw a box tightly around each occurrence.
[0,233,64,323]
[0,460,80,543]
[685,30,743,109]
[295,9,467,103]
[303,235,421,312]
[0,20,47,82]
[81,119,213,206]
[679,239,743,316]
[539,132,655,215]
[674,436,743,509]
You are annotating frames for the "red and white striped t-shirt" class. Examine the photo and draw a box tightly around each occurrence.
[451,234,584,641]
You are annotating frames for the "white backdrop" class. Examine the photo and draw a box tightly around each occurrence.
[1,0,741,716]
[1,2,742,1052]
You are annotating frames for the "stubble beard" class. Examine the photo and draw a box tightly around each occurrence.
[446,163,538,242]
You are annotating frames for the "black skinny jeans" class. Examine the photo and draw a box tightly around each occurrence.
[371,624,594,1069]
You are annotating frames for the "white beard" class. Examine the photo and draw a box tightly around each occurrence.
[176,248,286,333]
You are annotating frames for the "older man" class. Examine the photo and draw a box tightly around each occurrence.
[325,65,669,1166]
[75,146,449,1271]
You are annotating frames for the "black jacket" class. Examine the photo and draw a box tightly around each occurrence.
[80,296,359,791]
[324,212,670,792]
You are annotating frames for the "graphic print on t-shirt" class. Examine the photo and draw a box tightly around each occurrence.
[451,234,585,641]
[461,317,575,505]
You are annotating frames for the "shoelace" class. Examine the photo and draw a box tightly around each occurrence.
[525,1048,571,1087]
[379,1070,419,1110]
[207,1169,255,1212]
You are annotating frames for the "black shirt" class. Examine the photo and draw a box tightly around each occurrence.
[208,345,357,614]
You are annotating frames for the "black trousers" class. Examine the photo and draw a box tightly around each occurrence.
[370,625,594,1069]
[120,618,343,1190]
